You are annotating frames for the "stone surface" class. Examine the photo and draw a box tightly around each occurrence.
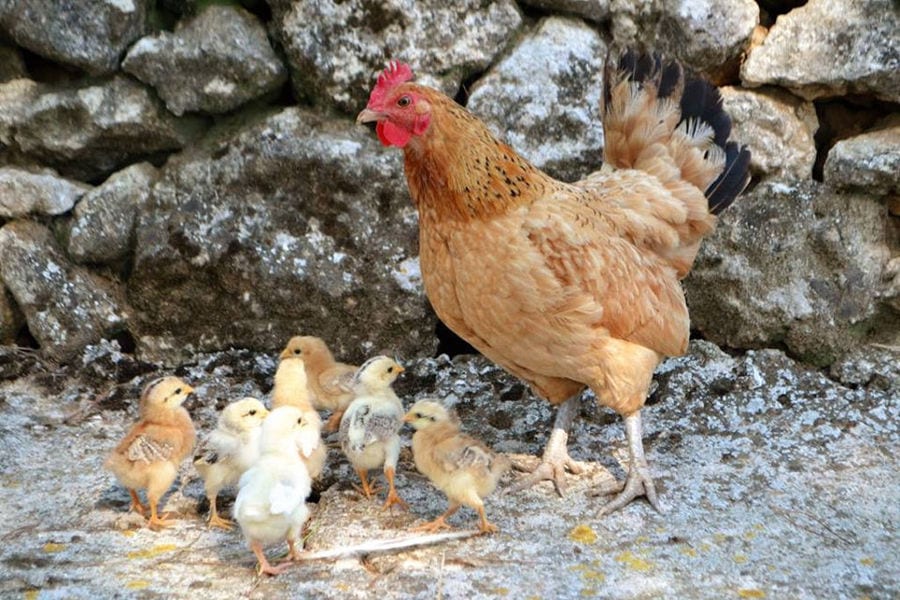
[0,0,147,75]
[610,0,759,77]
[67,162,158,265]
[685,181,899,366]
[0,343,897,597]
[269,0,523,114]
[0,220,128,362]
[823,115,900,195]
[128,106,433,366]
[0,43,26,83]
[741,0,900,102]
[123,5,287,116]
[467,17,606,182]
[0,166,92,218]
[0,286,23,344]
[519,0,609,22]
[0,76,196,181]
[720,86,818,181]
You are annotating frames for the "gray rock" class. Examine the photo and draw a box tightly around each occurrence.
[0,220,127,362]
[720,86,818,181]
[0,342,897,597]
[128,106,432,365]
[610,0,759,75]
[68,162,158,265]
[0,166,92,218]
[269,0,523,114]
[823,115,900,195]
[0,285,23,344]
[0,43,26,83]
[685,181,899,366]
[467,17,606,182]
[741,0,900,102]
[518,0,609,22]
[0,0,147,75]
[123,5,287,116]
[0,75,196,181]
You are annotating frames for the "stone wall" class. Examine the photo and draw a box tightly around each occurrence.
[0,0,897,366]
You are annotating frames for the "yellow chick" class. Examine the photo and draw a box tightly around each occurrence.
[280,335,357,432]
[338,355,407,510]
[234,405,317,576]
[105,376,196,530]
[270,348,327,479]
[404,400,510,534]
[194,397,269,530]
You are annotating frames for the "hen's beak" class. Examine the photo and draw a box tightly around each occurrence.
[356,108,383,124]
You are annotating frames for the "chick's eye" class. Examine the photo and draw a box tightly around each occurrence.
[249,410,257,416]
[397,96,411,107]
[175,388,182,394]
[293,349,301,355]
[387,367,394,373]
[297,418,304,425]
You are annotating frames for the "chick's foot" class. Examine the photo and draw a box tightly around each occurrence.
[506,396,583,497]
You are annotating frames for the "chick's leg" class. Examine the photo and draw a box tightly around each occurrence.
[411,504,460,533]
[251,540,291,576]
[323,410,344,433]
[596,410,661,515]
[207,494,234,530]
[128,490,147,516]
[507,396,583,496]
[353,468,381,499]
[381,466,408,511]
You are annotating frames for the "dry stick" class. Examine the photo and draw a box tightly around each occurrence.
[294,530,480,562]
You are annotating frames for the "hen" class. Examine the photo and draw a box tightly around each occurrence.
[357,51,750,514]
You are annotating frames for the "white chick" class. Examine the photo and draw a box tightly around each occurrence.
[194,397,269,530]
[270,349,327,479]
[404,400,510,534]
[234,405,318,576]
[338,355,407,511]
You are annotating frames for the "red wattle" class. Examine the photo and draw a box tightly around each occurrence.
[376,120,412,147]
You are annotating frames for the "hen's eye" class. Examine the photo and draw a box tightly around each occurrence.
[249,410,257,416]
[397,96,411,107]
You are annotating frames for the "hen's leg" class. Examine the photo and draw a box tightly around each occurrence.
[506,396,583,496]
[596,410,661,515]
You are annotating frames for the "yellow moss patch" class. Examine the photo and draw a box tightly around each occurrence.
[568,524,598,544]
[679,546,698,557]
[24,591,39,600]
[42,543,65,553]
[733,554,749,564]
[127,544,178,560]
[119,530,136,538]
[614,551,653,571]
[491,588,509,596]
[859,557,875,566]
[737,588,766,598]
[126,581,150,590]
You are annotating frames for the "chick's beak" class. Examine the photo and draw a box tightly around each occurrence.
[356,108,383,124]
[402,413,414,423]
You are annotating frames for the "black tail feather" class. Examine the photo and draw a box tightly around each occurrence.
[706,142,752,215]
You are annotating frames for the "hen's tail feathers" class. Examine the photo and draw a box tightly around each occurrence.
[602,49,751,215]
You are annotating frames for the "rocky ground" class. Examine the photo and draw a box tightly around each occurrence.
[1,341,897,599]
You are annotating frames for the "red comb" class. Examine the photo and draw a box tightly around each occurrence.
[368,60,414,106]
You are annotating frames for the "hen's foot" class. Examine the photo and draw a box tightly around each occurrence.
[506,396,583,496]
[594,410,662,516]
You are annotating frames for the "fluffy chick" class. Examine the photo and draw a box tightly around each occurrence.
[194,397,269,530]
[105,376,196,530]
[270,350,327,479]
[234,405,318,576]
[405,400,510,534]
[280,335,357,432]
[339,355,407,510]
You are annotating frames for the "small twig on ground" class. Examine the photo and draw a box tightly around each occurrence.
[296,530,480,562]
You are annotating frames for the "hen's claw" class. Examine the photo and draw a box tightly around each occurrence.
[595,410,663,516]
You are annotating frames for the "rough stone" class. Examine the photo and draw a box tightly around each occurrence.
[269,0,523,114]
[0,166,92,218]
[0,76,197,181]
[467,17,606,182]
[0,342,897,597]
[719,86,818,181]
[123,5,287,116]
[741,0,900,102]
[610,0,759,77]
[0,43,26,83]
[0,220,128,362]
[823,115,900,195]
[685,181,899,366]
[67,162,158,265]
[0,0,148,75]
[518,0,609,22]
[128,106,432,366]
[0,286,23,344]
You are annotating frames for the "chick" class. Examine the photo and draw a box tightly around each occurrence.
[338,355,407,510]
[105,376,196,530]
[270,349,327,479]
[194,397,269,530]
[234,405,317,576]
[404,400,510,534]
[280,336,357,432]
